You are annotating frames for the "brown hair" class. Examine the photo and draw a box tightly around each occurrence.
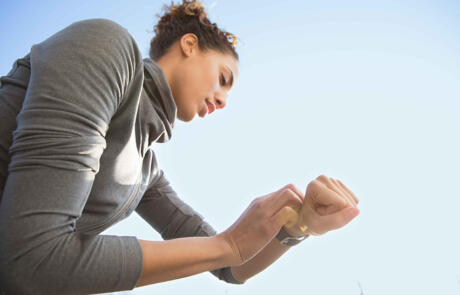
[149,0,239,62]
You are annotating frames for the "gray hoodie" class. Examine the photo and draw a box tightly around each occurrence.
[0,18,242,294]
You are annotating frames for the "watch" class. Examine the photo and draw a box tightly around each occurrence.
[275,226,310,246]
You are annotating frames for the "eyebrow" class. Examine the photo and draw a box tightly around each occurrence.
[225,65,234,87]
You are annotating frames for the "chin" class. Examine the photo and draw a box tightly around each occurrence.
[177,110,195,122]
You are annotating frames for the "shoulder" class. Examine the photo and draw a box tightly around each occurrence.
[69,18,130,36]
[35,17,144,84]
[44,18,140,54]
[28,18,145,114]
[56,18,137,49]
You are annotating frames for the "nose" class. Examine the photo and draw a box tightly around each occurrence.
[213,93,227,110]
[214,97,226,109]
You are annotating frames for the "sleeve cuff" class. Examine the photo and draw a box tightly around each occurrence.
[222,267,245,284]
[210,266,245,285]
[120,236,144,290]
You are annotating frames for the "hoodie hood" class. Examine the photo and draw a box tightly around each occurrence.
[139,58,177,147]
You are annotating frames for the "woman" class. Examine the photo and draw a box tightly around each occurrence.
[0,0,360,294]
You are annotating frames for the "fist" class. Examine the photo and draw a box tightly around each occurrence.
[285,175,360,237]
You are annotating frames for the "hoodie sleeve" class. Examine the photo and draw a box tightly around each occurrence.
[0,18,145,294]
[135,169,245,285]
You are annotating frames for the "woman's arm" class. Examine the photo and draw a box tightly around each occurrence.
[230,231,292,282]
[0,18,146,294]
[231,177,362,282]
[135,170,304,285]
[135,168,243,284]
[136,235,232,287]
[228,185,307,282]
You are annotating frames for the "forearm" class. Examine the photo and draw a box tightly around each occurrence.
[229,212,311,283]
[136,235,233,287]
[230,235,291,282]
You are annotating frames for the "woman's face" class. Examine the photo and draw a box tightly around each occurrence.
[158,33,240,122]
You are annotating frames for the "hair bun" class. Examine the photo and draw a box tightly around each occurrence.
[155,0,208,35]
[150,0,239,61]
[180,0,206,17]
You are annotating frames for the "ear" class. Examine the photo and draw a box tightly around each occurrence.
[180,33,199,57]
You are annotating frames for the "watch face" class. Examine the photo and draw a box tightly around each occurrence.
[281,235,309,246]
[281,237,297,246]
[276,227,309,246]
[281,239,291,245]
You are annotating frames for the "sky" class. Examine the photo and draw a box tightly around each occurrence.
[1,0,460,294]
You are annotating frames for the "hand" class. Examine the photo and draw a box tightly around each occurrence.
[218,184,303,266]
[284,175,360,237]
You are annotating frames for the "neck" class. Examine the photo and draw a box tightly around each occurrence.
[155,55,176,96]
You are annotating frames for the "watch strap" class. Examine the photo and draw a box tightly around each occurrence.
[275,226,310,246]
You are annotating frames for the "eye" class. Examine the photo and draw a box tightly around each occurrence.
[220,74,227,86]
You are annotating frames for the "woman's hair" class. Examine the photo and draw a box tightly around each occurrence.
[149,0,239,62]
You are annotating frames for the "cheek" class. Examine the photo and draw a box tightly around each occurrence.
[195,59,218,92]
[198,70,216,96]
[174,60,218,109]
[189,65,216,100]
[173,71,204,113]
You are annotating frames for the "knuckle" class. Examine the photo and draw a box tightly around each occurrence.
[280,189,294,200]
[284,183,296,191]
[293,196,303,205]
[250,198,261,208]
[280,183,293,193]
[253,198,265,209]
[281,188,291,195]
[251,197,262,204]
[286,190,299,201]
[317,174,329,182]
[308,179,320,189]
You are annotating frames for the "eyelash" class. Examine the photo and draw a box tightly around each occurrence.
[220,74,226,86]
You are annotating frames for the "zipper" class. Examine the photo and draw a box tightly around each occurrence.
[79,168,143,234]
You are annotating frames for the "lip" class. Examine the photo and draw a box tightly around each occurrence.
[206,99,216,114]
[202,104,208,117]
[200,101,208,117]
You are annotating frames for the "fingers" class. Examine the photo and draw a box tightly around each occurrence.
[266,185,303,216]
[329,178,357,207]
[273,183,305,202]
[273,206,300,228]
[316,175,358,208]
[336,178,359,204]
[285,183,305,201]
[328,206,360,231]
[308,180,348,209]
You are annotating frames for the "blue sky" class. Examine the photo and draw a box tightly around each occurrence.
[1,1,460,294]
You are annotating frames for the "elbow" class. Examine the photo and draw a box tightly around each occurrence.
[0,249,47,294]
[0,229,21,293]
[0,233,62,294]
[1,257,31,294]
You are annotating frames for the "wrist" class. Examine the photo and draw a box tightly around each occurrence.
[276,226,310,246]
[284,223,309,238]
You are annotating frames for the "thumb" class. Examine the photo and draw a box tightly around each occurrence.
[274,206,300,228]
